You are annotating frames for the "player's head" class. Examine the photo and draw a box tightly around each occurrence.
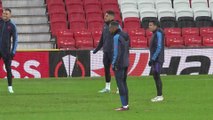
[148,20,159,32]
[2,8,12,21]
[104,10,115,22]
[109,21,119,34]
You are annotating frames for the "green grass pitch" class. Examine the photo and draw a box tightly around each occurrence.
[0,75,212,120]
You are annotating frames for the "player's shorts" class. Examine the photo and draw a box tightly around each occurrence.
[151,62,162,73]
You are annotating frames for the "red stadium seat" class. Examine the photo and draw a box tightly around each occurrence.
[49,11,67,22]
[87,19,104,31]
[130,36,148,48]
[57,30,76,49]
[74,30,94,49]
[147,37,151,47]
[65,0,82,5]
[164,28,181,36]
[184,35,202,47]
[0,0,3,17]
[101,0,118,5]
[91,29,102,47]
[102,5,120,14]
[46,0,63,4]
[202,35,213,46]
[102,4,120,13]
[124,17,140,29]
[69,19,87,31]
[86,10,103,21]
[145,29,153,37]
[166,36,184,47]
[0,8,2,17]
[84,0,101,11]
[47,2,65,14]
[127,28,146,48]
[68,11,85,21]
[128,28,145,37]
[50,20,67,36]
[66,4,84,14]
[200,27,213,36]
[84,0,100,4]
[182,27,200,37]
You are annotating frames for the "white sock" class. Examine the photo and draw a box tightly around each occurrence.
[105,82,110,90]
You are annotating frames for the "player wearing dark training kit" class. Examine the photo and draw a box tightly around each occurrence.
[0,8,18,93]
[148,20,164,102]
[110,21,130,111]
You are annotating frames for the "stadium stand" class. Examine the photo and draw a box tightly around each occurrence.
[4,0,213,49]
[2,0,53,49]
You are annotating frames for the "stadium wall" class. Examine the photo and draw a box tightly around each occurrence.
[0,49,212,78]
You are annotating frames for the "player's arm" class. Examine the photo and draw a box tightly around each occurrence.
[11,22,18,55]
[93,32,104,54]
[112,34,120,69]
[152,31,163,61]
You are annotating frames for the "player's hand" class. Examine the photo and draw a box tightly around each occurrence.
[92,50,96,54]
[148,60,154,66]
[112,65,118,71]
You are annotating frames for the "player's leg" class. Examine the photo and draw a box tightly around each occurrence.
[151,62,163,102]
[3,57,14,93]
[99,53,111,93]
[114,69,129,111]
[123,67,129,105]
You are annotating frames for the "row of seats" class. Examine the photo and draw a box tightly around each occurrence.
[56,29,101,49]
[119,0,213,29]
[46,0,122,36]
[123,16,213,29]
[125,27,213,48]
[56,27,213,50]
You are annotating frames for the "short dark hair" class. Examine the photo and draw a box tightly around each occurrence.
[4,8,12,13]
[149,19,159,27]
[106,10,115,17]
[109,21,119,28]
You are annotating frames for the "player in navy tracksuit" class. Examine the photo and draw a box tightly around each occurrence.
[0,8,18,93]
[109,21,130,111]
[148,20,164,102]
[93,10,116,93]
